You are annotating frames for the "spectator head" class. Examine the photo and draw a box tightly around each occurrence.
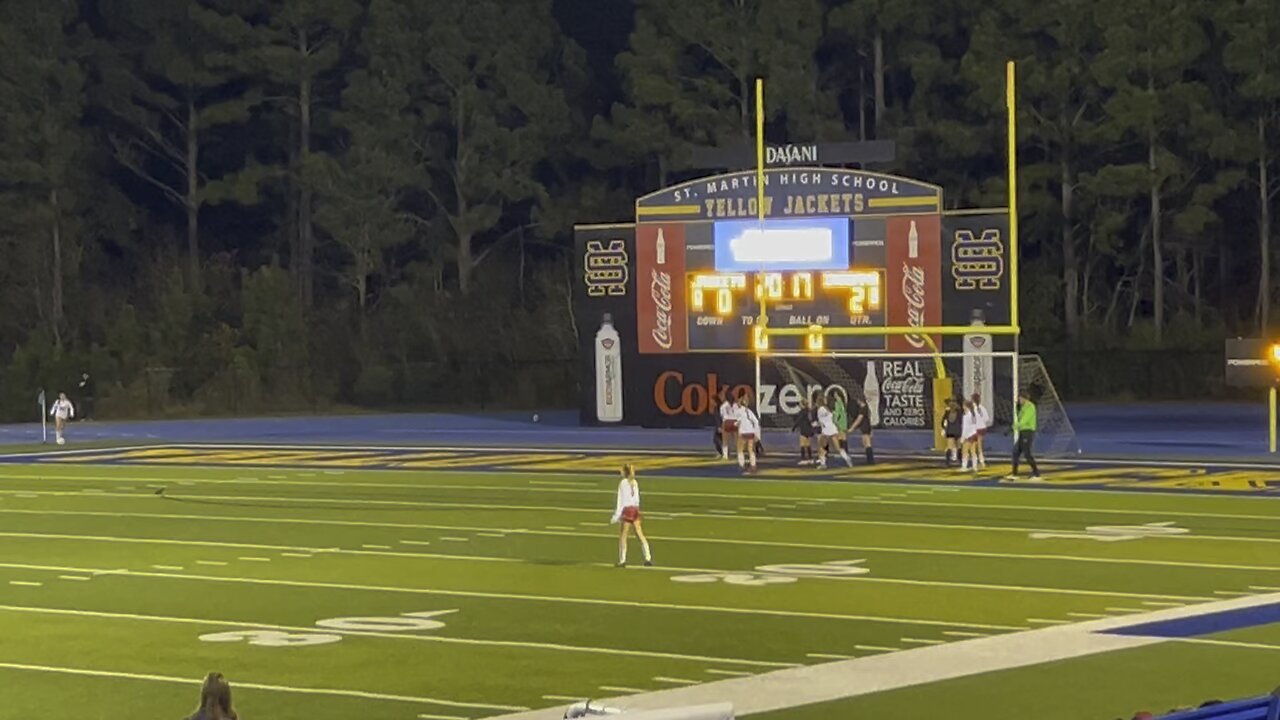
[198,672,236,719]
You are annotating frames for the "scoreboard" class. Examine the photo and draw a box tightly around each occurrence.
[574,164,1012,428]
[635,167,945,354]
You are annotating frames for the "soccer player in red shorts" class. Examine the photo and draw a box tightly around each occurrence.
[611,464,652,567]
[718,396,739,461]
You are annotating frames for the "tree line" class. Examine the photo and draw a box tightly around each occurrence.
[0,0,1273,421]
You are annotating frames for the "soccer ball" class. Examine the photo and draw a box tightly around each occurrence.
[56,437,66,446]
[532,413,540,423]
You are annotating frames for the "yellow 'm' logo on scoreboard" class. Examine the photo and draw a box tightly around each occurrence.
[951,229,1005,291]
[584,239,629,297]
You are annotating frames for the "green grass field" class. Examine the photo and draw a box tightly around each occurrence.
[1,448,1279,719]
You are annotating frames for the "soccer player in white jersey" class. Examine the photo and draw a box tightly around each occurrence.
[718,396,739,461]
[50,392,75,445]
[610,464,652,567]
[735,395,762,473]
[960,399,981,473]
[815,398,853,469]
[971,393,991,469]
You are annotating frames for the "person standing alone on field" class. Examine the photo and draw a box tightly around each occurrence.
[1006,390,1041,480]
[611,464,652,567]
[50,392,74,445]
[77,372,95,421]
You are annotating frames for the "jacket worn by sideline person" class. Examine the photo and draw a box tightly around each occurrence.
[1014,401,1038,433]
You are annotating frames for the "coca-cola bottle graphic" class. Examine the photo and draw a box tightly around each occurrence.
[656,228,666,265]
[908,220,919,259]
[863,360,882,427]
[595,314,624,423]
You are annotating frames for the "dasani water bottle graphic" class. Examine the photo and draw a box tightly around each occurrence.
[595,313,624,423]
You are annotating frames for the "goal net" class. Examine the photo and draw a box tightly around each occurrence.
[755,351,1077,457]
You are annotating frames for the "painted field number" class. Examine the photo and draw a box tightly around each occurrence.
[199,609,457,648]
[199,630,342,647]
[671,559,869,587]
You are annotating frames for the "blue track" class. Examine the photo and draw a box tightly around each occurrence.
[0,402,1275,462]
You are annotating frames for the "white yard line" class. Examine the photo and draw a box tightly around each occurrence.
[0,603,795,669]
[0,561,1024,631]
[0,661,526,711]
[7,486,1279,545]
[8,507,1280,576]
[652,677,700,685]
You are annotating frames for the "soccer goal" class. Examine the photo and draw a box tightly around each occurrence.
[754,350,1077,457]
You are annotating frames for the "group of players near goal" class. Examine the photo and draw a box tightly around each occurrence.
[712,389,1041,478]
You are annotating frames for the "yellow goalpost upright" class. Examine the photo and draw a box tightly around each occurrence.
[751,62,1022,447]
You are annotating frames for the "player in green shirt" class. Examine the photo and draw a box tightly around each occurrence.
[832,393,850,452]
[1006,390,1041,479]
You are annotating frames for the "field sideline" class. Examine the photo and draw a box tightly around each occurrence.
[1,443,1279,719]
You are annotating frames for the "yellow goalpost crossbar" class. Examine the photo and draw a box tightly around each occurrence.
[764,325,1020,337]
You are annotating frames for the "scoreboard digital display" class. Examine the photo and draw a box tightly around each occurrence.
[634,167,945,354]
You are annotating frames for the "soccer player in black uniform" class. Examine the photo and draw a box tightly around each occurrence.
[850,396,875,465]
[942,397,963,467]
[792,398,818,465]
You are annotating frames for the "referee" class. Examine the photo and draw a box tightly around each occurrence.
[1006,390,1041,480]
